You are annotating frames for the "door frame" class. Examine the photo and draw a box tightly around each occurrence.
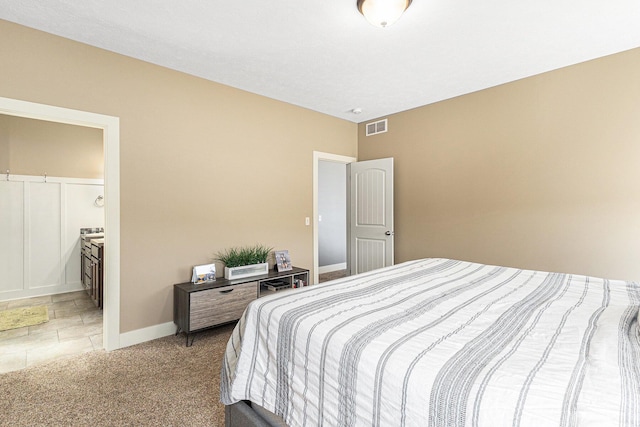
[0,96,121,351]
[312,151,356,285]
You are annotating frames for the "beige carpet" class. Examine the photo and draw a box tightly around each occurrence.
[0,305,49,332]
[0,322,235,426]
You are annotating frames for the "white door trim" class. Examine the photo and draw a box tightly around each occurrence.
[0,96,121,351]
[312,151,356,285]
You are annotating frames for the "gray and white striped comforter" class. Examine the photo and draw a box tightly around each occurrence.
[221,258,640,426]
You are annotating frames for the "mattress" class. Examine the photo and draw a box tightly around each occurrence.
[221,258,640,426]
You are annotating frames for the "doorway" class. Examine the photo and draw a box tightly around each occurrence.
[0,96,121,351]
[312,151,356,285]
[318,160,347,282]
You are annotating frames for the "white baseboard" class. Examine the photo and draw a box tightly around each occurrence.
[0,283,85,303]
[318,262,347,274]
[118,321,177,349]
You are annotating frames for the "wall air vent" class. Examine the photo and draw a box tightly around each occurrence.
[365,118,388,136]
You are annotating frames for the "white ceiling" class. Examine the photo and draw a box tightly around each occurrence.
[1,1,640,123]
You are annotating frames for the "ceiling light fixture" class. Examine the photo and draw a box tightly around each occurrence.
[357,0,413,28]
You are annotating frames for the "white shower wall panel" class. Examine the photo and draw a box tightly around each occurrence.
[29,181,62,289]
[0,180,24,293]
[0,175,103,301]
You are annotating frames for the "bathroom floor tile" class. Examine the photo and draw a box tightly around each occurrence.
[0,330,59,355]
[81,310,103,325]
[51,291,87,303]
[48,300,79,311]
[6,295,53,309]
[0,351,27,373]
[90,333,103,350]
[0,290,102,371]
[0,327,29,340]
[28,316,83,335]
[58,323,104,341]
[74,298,98,310]
[26,336,94,367]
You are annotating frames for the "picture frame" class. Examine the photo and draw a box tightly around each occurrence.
[275,250,292,272]
[192,263,216,284]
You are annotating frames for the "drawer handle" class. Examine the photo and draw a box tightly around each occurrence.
[219,289,234,294]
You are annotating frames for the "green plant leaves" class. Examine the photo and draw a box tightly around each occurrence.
[214,244,273,268]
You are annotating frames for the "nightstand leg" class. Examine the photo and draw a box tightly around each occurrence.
[187,333,195,347]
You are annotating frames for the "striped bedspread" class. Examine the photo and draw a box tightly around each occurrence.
[221,258,640,426]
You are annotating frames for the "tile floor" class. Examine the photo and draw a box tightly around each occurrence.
[0,290,103,374]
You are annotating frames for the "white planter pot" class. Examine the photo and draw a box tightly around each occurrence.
[224,262,269,280]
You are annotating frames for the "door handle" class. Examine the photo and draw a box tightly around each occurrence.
[385,231,394,236]
[219,288,234,294]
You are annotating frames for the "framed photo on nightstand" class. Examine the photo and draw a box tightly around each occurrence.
[192,263,216,284]
[275,250,292,272]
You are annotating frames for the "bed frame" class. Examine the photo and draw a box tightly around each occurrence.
[225,401,286,427]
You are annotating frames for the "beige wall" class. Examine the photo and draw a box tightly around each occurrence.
[0,114,103,179]
[0,19,357,332]
[359,48,640,281]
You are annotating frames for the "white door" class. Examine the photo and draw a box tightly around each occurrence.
[347,158,394,275]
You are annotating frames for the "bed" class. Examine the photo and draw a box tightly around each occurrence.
[221,258,640,426]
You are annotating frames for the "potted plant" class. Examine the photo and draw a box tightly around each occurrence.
[215,244,273,280]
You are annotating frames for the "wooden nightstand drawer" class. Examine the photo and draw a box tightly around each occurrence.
[189,281,257,330]
[174,266,308,346]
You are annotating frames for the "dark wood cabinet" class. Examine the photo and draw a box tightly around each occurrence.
[80,231,104,309]
[174,266,309,346]
[90,238,104,308]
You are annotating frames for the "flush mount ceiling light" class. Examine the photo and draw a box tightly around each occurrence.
[357,0,413,28]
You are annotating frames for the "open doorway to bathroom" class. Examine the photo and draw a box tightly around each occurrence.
[0,114,105,373]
